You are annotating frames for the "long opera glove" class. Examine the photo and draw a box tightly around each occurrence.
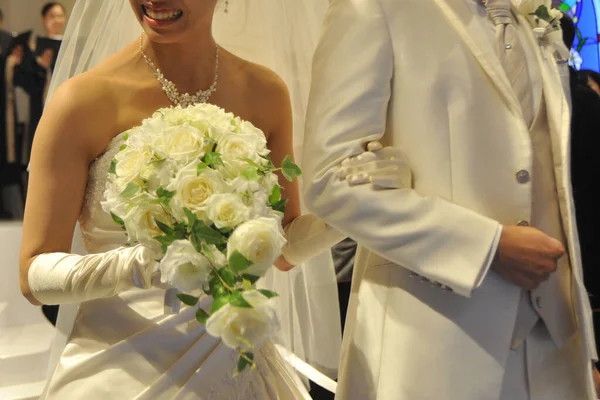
[281,142,412,265]
[28,244,160,305]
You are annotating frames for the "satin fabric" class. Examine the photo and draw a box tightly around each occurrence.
[303,0,596,399]
[41,132,310,400]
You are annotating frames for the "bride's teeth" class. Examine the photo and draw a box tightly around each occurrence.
[144,8,182,21]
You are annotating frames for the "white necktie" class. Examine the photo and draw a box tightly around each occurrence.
[485,0,535,125]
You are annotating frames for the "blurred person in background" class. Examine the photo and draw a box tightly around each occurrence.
[562,15,600,369]
[0,9,13,55]
[15,2,66,169]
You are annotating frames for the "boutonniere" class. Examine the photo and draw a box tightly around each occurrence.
[529,4,563,40]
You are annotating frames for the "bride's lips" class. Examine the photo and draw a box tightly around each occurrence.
[142,3,183,27]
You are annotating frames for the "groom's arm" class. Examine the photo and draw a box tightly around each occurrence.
[303,0,501,298]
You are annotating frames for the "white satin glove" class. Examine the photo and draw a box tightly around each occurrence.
[28,244,160,305]
[281,214,347,265]
[338,141,412,189]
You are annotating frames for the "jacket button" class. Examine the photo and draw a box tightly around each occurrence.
[517,220,530,227]
[516,170,530,184]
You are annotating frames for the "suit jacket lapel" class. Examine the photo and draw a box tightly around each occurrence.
[433,0,523,119]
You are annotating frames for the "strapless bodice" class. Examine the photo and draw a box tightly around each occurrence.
[80,131,129,253]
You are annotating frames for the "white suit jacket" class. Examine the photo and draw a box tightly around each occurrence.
[302,0,597,399]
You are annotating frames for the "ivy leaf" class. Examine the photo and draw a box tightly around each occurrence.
[241,274,260,285]
[229,251,253,273]
[211,294,231,313]
[197,162,209,176]
[262,156,275,171]
[268,185,282,205]
[120,182,139,197]
[271,199,288,214]
[196,308,210,324]
[241,158,262,170]
[157,188,176,207]
[177,293,199,306]
[155,219,174,235]
[258,289,279,299]
[230,291,253,308]
[192,220,227,246]
[242,167,261,181]
[184,208,198,227]
[218,227,233,236]
[282,156,302,181]
[242,279,253,291]
[173,222,187,239]
[203,152,223,167]
[154,234,176,254]
[201,242,214,262]
[108,160,117,174]
[218,266,238,287]
[534,5,551,21]
[110,212,125,227]
[236,353,255,374]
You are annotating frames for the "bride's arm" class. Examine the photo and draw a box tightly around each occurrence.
[20,77,157,306]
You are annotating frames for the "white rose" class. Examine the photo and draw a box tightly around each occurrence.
[167,162,230,221]
[160,240,213,293]
[121,193,171,251]
[143,159,178,193]
[216,133,270,174]
[239,120,267,141]
[229,176,261,194]
[114,146,154,181]
[248,190,270,219]
[227,217,287,277]
[205,193,251,229]
[206,290,279,351]
[152,124,209,163]
[261,173,279,196]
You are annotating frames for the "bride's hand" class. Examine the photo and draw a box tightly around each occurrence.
[338,141,412,189]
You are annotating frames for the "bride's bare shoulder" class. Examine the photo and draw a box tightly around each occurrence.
[40,44,143,160]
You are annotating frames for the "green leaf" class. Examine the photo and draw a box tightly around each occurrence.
[242,279,253,291]
[262,157,275,171]
[197,162,209,176]
[108,160,117,174]
[122,132,129,141]
[282,156,302,181]
[120,182,139,197]
[110,212,125,227]
[201,242,214,262]
[156,188,176,207]
[192,220,227,246]
[229,291,253,308]
[241,158,263,170]
[177,293,199,306]
[211,295,230,313]
[218,227,233,235]
[242,167,261,181]
[154,234,176,254]
[268,185,282,205]
[534,5,551,21]
[203,152,223,167]
[173,222,187,239]
[241,274,260,285]
[184,208,198,227]
[155,220,174,236]
[271,198,288,213]
[119,144,127,152]
[258,289,279,299]
[236,353,255,374]
[196,308,210,324]
[229,251,253,273]
[218,266,238,287]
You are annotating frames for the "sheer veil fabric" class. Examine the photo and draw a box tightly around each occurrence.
[44,0,341,387]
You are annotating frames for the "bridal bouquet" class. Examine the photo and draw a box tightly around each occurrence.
[102,103,301,372]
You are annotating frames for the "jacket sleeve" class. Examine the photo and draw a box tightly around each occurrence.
[302,0,501,297]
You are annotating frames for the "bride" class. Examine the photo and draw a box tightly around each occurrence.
[17,0,353,398]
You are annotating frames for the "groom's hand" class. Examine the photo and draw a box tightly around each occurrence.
[492,226,565,290]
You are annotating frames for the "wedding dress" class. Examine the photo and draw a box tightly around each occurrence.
[40,130,310,399]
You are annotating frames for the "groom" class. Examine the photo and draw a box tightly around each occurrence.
[303,0,598,399]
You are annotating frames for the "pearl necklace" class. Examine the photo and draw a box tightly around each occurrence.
[139,35,219,107]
